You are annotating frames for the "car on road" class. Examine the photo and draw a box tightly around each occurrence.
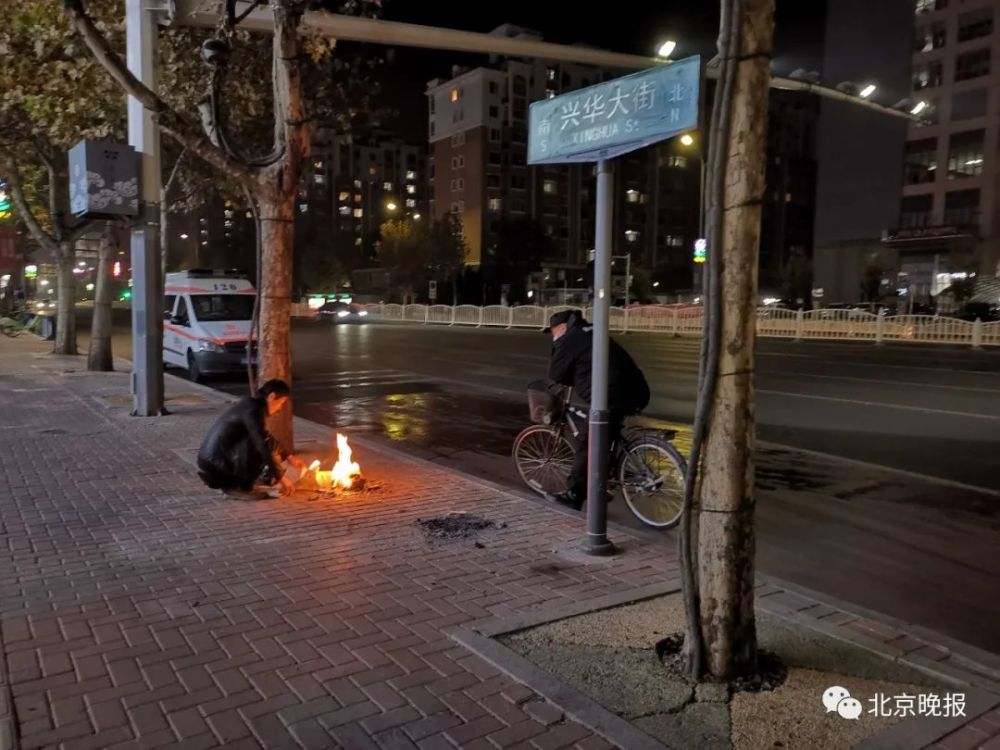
[316,300,368,323]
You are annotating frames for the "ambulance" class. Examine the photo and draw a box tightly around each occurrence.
[163,269,257,381]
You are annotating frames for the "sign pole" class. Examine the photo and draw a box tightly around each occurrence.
[126,0,165,416]
[586,158,615,556]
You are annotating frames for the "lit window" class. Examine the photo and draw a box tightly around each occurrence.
[665,235,683,247]
[406,199,416,208]
[947,130,985,178]
[915,0,947,12]
[314,174,325,185]
[547,67,556,81]
[915,22,946,51]
[355,237,363,245]
[354,194,362,203]
[299,204,308,213]
[546,89,556,99]
[489,197,502,212]
[406,170,416,180]
[224,209,234,218]
[383,181,393,191]
[450,88,460,102]
[314,160,323,169]
[338,191,350,201]
[354,179,362,188]
[626,189,640,203]
[667,155,687,168]
[543,179,557,194]
[353,208,363,218]
[406,184,416,194]
[339,206,351,216]
[913,60,944,89]
[625,230,639,243]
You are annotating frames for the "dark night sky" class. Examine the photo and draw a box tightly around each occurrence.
[364,1,827,140]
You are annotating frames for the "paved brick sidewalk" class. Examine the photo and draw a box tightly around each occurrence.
[0,339,673,750]
[1,336,998,750]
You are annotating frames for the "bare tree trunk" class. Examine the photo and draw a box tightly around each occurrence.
[54,242,78,355]
[696,0,774,681]
[88,225,115,371]
[258,195,295,452]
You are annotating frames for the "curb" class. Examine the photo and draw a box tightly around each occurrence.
[449,627,670,750]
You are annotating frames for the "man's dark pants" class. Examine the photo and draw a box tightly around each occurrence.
[568,409,625,500]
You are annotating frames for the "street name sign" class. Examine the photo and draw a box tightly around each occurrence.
[528,55,701,164]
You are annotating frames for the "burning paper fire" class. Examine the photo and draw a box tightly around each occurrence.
[300,433,362,491]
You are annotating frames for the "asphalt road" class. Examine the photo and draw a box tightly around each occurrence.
[81,314,1000,651]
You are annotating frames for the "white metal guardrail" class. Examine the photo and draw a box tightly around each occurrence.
[293,303,999,348]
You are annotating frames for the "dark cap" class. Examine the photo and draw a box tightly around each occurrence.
[545,310,577,331]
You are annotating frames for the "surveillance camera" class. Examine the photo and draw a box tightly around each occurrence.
[201,38,230,66]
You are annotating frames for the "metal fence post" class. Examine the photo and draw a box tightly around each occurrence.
[449,305,456,326]
[875,311,884,345]
[623,306,629,334]
[477,306,483,328]
[671,308,679,337]
[794,308,804,342]
[972,317,983,349]
[424,305,429,324]
[508,306,514,329]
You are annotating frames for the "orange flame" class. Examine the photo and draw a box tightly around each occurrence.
[303,434,361,490]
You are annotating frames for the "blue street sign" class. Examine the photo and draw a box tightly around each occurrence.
[528,55,701,165]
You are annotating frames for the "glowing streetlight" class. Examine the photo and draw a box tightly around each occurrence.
[386,201,398,212]
[859,83,877,99]
[656,40,677,59]
[680,133,695,147]
[413,213,422,221]
[911,100,928,116]
[179,233,189,239]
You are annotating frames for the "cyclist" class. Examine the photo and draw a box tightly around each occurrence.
[545,310,650,510]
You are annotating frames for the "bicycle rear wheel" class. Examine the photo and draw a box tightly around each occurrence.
[619,433,687,529]
[512,425,575,497]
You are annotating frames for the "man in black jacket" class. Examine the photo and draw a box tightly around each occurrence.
[547,310,650,509]
[197,379,305,498]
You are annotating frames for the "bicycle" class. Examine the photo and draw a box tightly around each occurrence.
[512,382,687,529]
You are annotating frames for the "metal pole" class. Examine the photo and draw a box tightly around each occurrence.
[624,252,631,309]
[126,0,165,416]
[586,159,615,556]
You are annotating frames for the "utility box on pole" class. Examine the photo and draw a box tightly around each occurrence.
[68,140,140,219]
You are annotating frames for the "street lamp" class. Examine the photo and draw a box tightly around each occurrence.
[911,100,928,116]
[656,40,676,59]
[386,200,398,212]
[679,133,695,147]
[859,83,877,99]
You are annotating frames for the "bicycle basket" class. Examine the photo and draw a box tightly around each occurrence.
[527,383,564,425]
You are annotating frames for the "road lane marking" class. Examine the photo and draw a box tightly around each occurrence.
[758,439,1000,498]
[764,371,1000,394]
[757,389,1000,420]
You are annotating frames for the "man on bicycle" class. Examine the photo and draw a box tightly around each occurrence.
[546,310,650,510]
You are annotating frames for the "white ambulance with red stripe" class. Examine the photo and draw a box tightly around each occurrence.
[163,270,257,381]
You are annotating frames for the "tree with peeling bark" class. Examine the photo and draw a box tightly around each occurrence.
[680,0,774,682]
[63,0,381,448]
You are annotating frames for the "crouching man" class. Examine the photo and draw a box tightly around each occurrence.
[197,379,305,498]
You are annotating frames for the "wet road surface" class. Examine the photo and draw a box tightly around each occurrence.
[83,315,1000,651]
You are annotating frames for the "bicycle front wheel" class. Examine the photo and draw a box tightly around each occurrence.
[512,425,576,497]
[619,434,687,529]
